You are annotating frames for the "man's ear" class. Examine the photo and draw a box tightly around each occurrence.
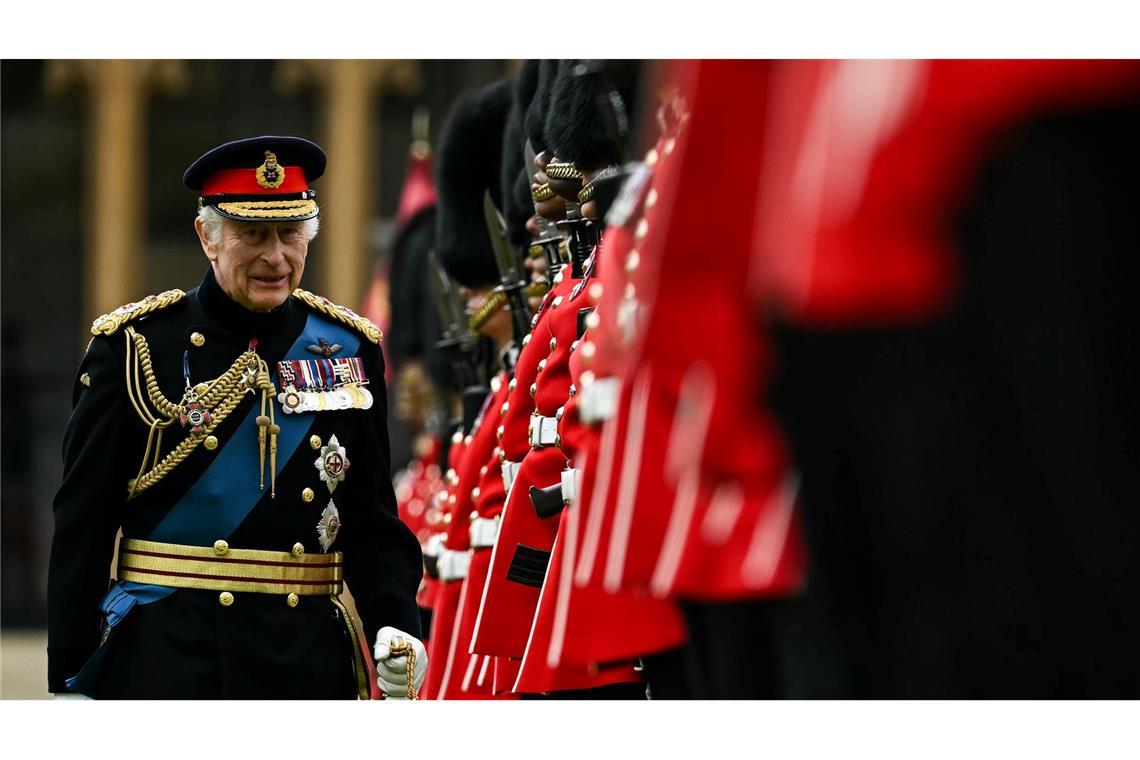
[194,216,217,262]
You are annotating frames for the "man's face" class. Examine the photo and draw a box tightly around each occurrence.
[196,217,308,312]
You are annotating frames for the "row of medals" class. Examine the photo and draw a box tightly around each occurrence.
[279,382,374,414]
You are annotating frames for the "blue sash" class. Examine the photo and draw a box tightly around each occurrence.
[68,312,361,694]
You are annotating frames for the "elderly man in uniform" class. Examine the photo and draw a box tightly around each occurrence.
[48,136,427,700]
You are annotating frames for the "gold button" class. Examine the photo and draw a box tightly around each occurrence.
[213,540,229,556]
[509,378,518,393]
[586,311,601,330]
[552,296,563,309]
[645,148,659,166]
[626,251,641,273]
[645,188,658,209]
[218,591,234,607]
[480,465,489,476]
[464,434,473,446]
[556,406,565,421]
[635,219,649,240]
[286,593,300,608]
[292,542,305,557]
[571,340,580,352]
[554,271,564,284]
[522,334,532,346]
[310,435,322,450]
[496,425,505,441]
[537,359,547,373]
[190,332,205,347]
[472,487,481,501]
[194,382,209,395]
[203,435,219,451]
[452,431,463,445]
[501,402,510,417]
[530,383,538,398]
[80,372,92,387]
[302,487,315,503]
[569,384,578,397]
[581,342,597,361]
[549,338,558,351]
[443,512,453,525]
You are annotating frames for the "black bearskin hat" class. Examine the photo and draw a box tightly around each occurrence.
[436,78,513,288]
[544,59,642,170]
[387,207,437,368]
[524,60,560,155]
[501,61,540,248]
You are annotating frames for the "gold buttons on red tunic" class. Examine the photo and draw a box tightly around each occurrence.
[218,592,234,607]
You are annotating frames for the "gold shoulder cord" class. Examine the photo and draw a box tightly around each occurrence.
[123,326,279,499]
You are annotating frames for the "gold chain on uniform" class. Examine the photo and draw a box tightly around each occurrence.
[123,326,277,499]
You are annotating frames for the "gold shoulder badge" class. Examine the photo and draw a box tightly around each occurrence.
[292,289,383,345]
[91,289,186,337]
[255,150,286,189]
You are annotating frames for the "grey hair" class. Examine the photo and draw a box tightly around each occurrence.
[197,205,320,247]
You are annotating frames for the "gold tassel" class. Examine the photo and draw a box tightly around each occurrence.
[256,399,269,491]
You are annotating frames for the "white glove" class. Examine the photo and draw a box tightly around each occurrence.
[373,626,428,699]
[53,693,91,700]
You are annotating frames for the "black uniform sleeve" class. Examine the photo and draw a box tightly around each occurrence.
[341,341,424,648]
[47,336,133,692]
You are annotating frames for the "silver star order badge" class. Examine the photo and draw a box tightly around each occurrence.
[317,501,341,552]
[314,434,350,493]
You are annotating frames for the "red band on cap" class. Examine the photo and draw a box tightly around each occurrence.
[201,166,310,196]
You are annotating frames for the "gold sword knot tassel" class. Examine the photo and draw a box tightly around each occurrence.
[387,637,419,700]
[254,356,278,498]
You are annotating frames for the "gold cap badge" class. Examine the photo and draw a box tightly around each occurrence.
[255,150,286,189]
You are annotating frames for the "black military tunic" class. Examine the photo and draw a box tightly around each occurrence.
[48,268,423,698]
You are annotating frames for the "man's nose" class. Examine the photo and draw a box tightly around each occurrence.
[260,230,287,263]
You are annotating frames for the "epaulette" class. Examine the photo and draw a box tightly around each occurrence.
[292,288,383,344]
[91,289,186,337]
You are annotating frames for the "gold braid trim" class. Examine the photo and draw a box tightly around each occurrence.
[545,162,583,180]
[124,327,263,499]
[216,199,318,219]
[91,290,186,337]
[292,289,383,344]
[330,595,372,700]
